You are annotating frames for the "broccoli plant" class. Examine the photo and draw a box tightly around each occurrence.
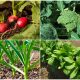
[41,1,80,39]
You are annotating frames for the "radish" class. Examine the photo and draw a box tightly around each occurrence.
[8,15,18,23]
[17,17,28,28]
[0,23,8,33]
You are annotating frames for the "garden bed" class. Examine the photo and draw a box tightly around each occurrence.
[41,62,69,79]
[0,40,40,79]
[0,51,40,79]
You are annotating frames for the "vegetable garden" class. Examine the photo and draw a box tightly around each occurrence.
[41,1,80,39]
[0,1,40,39]
[0,40,40,79]
[1,0,80,79]
[41,40,80,79]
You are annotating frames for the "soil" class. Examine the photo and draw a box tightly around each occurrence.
[0,1,32,39]
[68,40,80,47]
[0,51,40,79]
[40,63,48,79]
[40,67,48,79]
[40,62,69,79]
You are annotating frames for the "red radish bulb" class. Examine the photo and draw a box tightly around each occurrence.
[0,23,8,33]
[8,15,18,23]
[17,17,28,28]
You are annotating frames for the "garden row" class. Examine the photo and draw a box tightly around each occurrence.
[0,40,40,79]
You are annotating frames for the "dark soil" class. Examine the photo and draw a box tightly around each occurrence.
[0,1,32,39]
[40,67,48,79]
[41,62,69,79]
[40,62,48,79]
[0,51,40,79]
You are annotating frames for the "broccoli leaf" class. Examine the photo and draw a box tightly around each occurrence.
[57,1,65,11]
[41,4,52,17]
[57,10,78,32]
[70,31,80,40]
[41,23,58,39]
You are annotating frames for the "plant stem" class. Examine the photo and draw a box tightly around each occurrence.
[2,13,4,22]
[12,69,15,77]
[24,67,28,79]
[12,0,16,15]
[73,3,76,12]
[0,13,4,22]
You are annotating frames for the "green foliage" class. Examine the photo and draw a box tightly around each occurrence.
[41,1,80,39]
[57,10,78,32]
[57,1,65,12]
[41,40,80,79]
[19,2,30,12]
[41,1,58,39]
[0,40,39,79]
[41,4,52,17]
[41,23,58,39]
[70,32,80,40]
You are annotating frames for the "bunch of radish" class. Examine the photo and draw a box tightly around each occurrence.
[0,15,28,33]
[0,1,28,33]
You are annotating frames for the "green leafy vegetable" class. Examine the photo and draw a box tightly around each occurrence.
[41,1,80,39]
[41,40,80,79]
[41,23,58,39]
[57,10,78,32]
[57,1,65,11]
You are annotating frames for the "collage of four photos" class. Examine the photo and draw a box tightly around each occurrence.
[0,0,80,79]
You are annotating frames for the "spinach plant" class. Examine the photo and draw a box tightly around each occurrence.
[41,40,80,79]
